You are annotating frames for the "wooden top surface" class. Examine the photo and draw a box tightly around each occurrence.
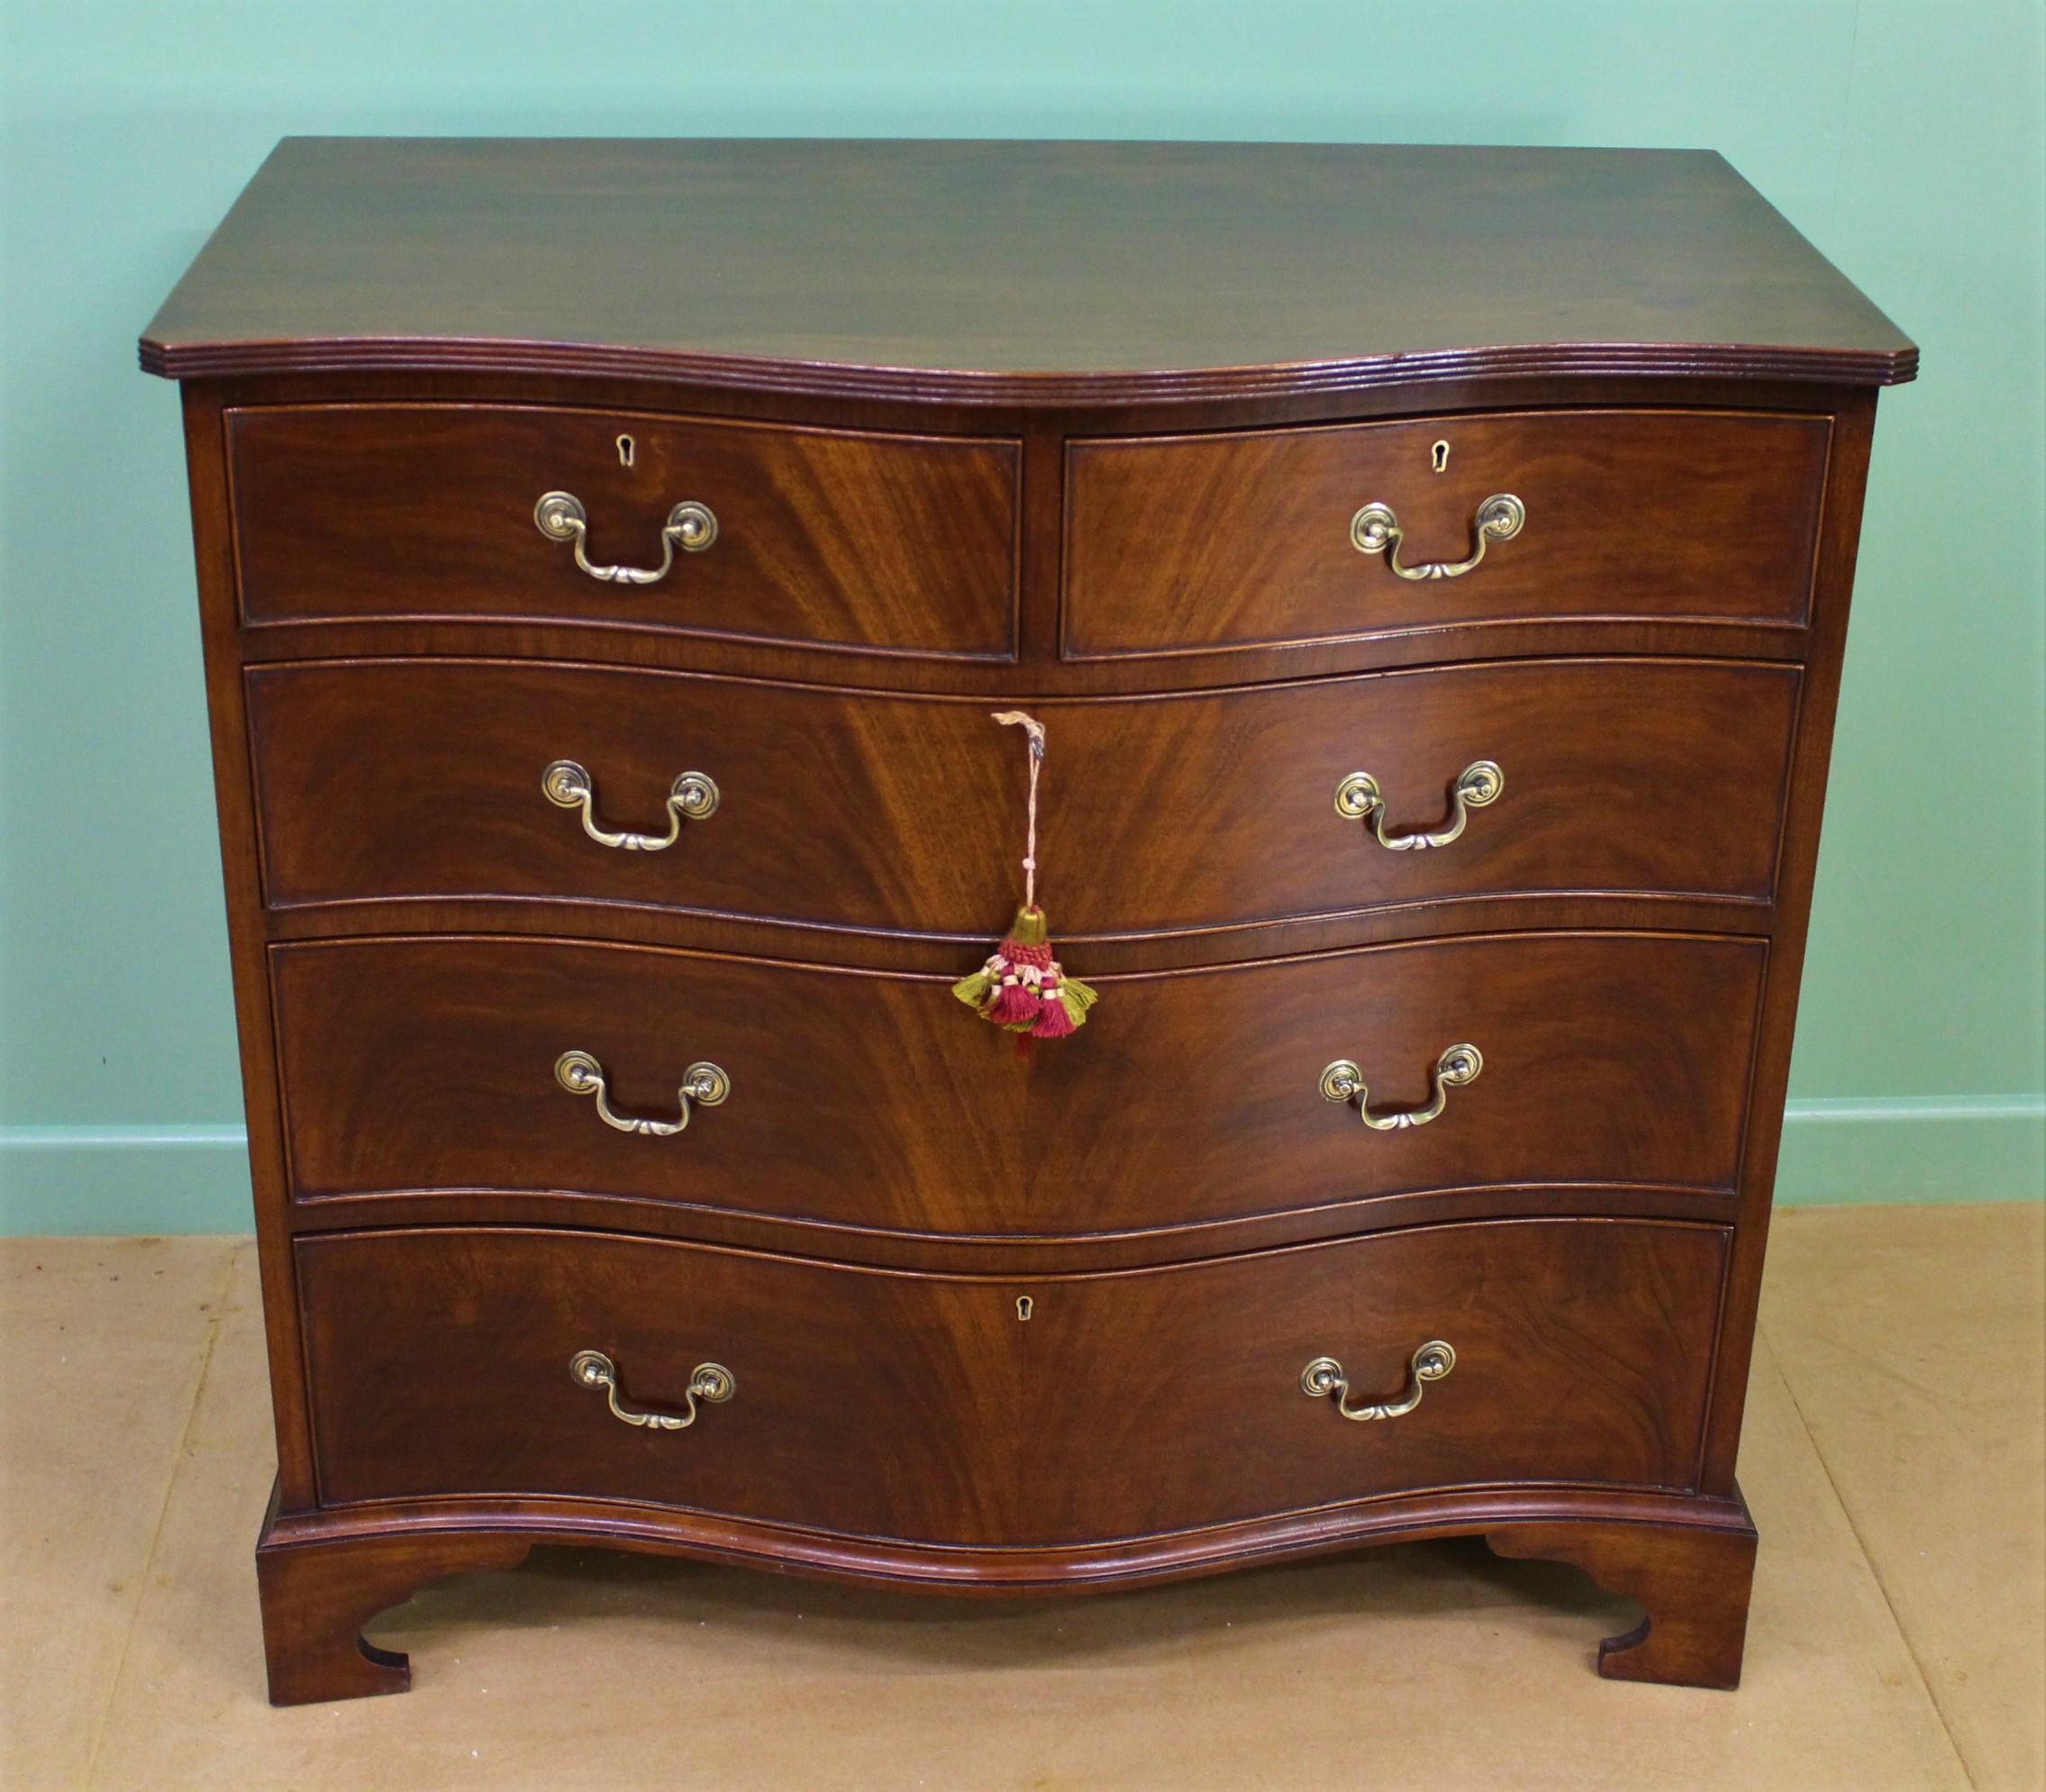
[140,138,1915,401]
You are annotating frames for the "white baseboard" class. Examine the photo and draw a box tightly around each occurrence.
[3,1099,2041,1233]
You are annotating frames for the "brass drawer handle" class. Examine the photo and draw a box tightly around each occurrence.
[1302,1342,1455,1422]
[1335,760,1502,850]
[1350,493,1524,579]
[570,1350,734,1430]
[543,759,719,851]
[534,490,717,584]
[1321,1044,1482,1130]
[556,1050,731,1136]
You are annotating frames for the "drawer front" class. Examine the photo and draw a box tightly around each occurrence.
[300,1219,1727,1537]
[247,657,1799,927]
[271,932,1762,1234]
[226,404,1020,657]
[1064,409,1830,658]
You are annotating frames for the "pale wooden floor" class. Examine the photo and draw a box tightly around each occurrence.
[3,1204,2041,1791]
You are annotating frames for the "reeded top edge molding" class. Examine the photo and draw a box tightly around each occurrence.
[137,334,1917,398]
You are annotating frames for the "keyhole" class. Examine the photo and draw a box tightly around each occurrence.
[1015,1296,1033,1322]
[616,433,635,468]
[1432,440,1450,474]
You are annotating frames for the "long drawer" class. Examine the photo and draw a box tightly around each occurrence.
[225,403,1021,657]
[299,1218,1729,1539]
[246,657,1800,931]
[1063,407,1830,659]
[269,931,1763,1235]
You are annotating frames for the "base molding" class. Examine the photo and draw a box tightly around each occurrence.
[255,1481,1757,1703]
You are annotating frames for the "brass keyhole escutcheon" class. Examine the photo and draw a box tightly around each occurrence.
[1431,439,1450,473]
[616,432,635,467]
[1015,1296,1033,1321]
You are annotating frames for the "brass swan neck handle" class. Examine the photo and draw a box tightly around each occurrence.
[555,1050,730,1137]
[543,759,719,851]
[534,490,717,585]
[570,1351,734,1430]
[1335,760,1502,851]
[1350,493,1524,580]
[1321,1044,1482,1131]
[1302,1342,1456,1422]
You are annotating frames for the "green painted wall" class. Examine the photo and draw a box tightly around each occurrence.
[3,1,2041,1230]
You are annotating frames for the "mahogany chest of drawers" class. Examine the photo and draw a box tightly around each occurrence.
[140,138,1915,1703]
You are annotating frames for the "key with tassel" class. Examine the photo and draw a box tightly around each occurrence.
[952,711,1099,1043]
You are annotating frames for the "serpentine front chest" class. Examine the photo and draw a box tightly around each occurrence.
[140,137,1915,1702]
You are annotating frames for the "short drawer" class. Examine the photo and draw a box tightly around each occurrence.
[1063,409,1830,658]
[225,404,1020,657]
[270,932,1763,1237]
[246,656,1800,928]
[300,1218,1728,1536]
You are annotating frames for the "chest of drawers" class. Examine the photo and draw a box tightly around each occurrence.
[141,138,1914,1704]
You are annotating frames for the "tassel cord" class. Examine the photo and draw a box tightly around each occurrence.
[992,710,1044,912]
[953,709,1093,1043]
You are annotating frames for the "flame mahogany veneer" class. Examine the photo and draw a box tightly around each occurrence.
[141,138,1914,1704]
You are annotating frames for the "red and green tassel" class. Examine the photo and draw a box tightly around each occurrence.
[953,712,1099,1043]
[952,903,1099,1039]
